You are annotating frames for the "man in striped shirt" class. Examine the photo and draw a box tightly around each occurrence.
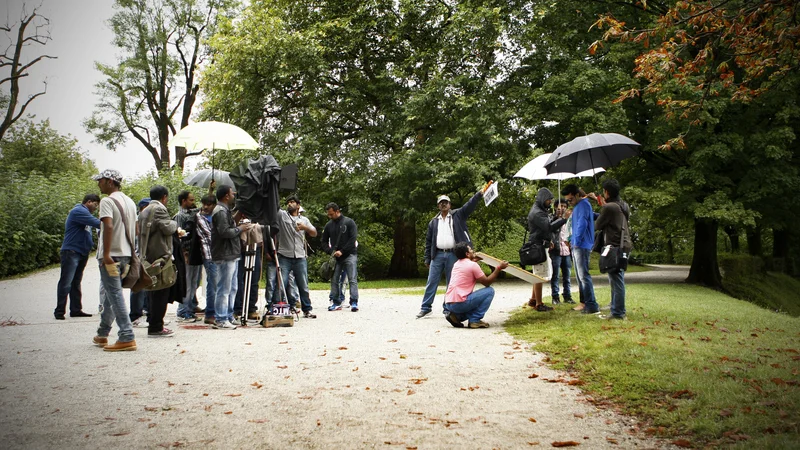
[196,194,217,325]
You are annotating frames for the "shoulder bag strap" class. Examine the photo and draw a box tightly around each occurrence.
[109,196,135,254]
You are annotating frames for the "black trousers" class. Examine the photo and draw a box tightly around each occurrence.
[148,288,170,332]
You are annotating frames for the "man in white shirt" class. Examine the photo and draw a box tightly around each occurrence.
[92,169,138,352]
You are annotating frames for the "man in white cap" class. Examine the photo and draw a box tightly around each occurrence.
[417,182,492,320]
[91,169,138,351]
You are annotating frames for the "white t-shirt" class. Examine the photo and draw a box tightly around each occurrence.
[97,191,137,259]
[436,214,455,250]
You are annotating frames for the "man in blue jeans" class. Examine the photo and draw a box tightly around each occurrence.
[417,182,491,319]
[92,169,138,351]
[275,195,317,318]
[55,193,100,320]
[321,202,359,312]
[562,184,599,314]
[444,242,507,329]
[549,198,574,305]
[196,194,217,325]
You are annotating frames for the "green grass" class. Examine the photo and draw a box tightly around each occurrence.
[724,271,800,317]
[505,284,800,448]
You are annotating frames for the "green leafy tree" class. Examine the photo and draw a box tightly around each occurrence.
[0,119,97,178]
[201,0,529,277]
[85,0,234,170]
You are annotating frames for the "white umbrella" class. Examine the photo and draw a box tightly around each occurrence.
[169,121,259,152]
[183,168,233,188]
[514,153,606,196]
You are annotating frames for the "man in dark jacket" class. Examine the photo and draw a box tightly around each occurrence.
[595,179,632,320]
[55,194,101,320]
[417,183,491,319]
[321,202,359,311]
[211,185,252,329]
[527,188,566,312]
[138,185,177,337]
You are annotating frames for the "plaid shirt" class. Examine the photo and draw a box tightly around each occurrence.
[196,212,213,261]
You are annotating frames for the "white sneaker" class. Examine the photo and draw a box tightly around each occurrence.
[131,318,148,328]
[213,321,237,330]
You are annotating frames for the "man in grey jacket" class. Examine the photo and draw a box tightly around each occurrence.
[138,185,177,337]
[211,185,251,329]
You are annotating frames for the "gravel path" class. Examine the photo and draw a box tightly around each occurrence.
[0,265,684,449]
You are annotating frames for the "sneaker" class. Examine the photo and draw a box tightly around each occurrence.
[132,318,149,328]
[416,310,431,319]
[350,303,359,312]
[551,298,561,305]
[303,311,317,319]
[177,315,198,323]
[213,321,237,330]
[92,336,108,347]
[148,327,175,337]
[70,311,93,318]
[54,314,65,320]
[445,311,465,328]
[468,320,490,329]
[564,298,576,304]
[581,308,600,315]
[193,307,205,314]
[204,316,216,325]
[103,340,137,352]
[328,304,342,311]
[535,304,554,312]
[599,314,626,320]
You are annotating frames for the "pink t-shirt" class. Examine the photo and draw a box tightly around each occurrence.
[445,258,485,303]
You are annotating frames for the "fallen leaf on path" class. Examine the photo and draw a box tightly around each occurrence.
[568,380,585,386]
[137,418,150,422]
[528,442,539,446]
[224,411,232,415]
[248,419,268,423]
[388,339,397,342]
[551,441,580,447]
[719,409,733,417]
[110,432,130,436]
[279,341,288,344]
[528,374,539,379]
[400,354,407,359]
[144,407,158,412]
[338,347,348,350]
[277,365,288,369]
[167,381,175,387]
[251,382,263,389]
[672,439,692,448]
[346,331,355,334]
[410,378,427,384]
[528,417,537,423]
[147,423,156,429]
[605,437,618,444]
[407,389,415,395]
[353,367,359,372]
[224,393,242,397]
[381,375,392,379]
[573,413,584,418]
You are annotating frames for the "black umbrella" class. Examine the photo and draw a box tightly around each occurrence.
[229,155,281,232]
[544,133,640,175]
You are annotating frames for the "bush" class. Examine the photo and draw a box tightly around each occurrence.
[0,171,97,277]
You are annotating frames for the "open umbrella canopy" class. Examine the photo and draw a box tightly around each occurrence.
[183,168,233,189]
[544,133,640,175]
[514,153,605,181]
[169,121,259,152]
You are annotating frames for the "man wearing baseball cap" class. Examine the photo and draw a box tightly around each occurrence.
[91,169,138,351]
[417,181,493,320]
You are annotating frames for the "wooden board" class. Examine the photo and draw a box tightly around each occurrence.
[475,252,548,284]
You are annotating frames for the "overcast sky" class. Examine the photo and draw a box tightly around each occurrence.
[2,0,202,179]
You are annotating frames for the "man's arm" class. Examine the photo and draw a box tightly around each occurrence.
[299,217,317,237]
[74,207,101,229]
[153,206,178,235]
[595,204,613,231]
[457,189,484,220]
[101,217,114,265]
[321,223,332,254]
[476,261,508,287]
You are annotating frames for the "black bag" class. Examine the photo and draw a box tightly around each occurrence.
[599,219,629,274]
[519,230,547,266]
[319,256,336,282]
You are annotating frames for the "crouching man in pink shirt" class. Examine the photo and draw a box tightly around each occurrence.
[443,242,508,329]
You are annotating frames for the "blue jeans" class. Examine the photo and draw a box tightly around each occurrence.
[97,257,135,342]
[55,250,89,316]
[573,248,597,312]
[330,254,358,305]
[203,260,217,318]
[420,250,458,313]
[177,264,202,317]
[213,259,239,323]
[608,269,626,317]
[549,252,573,301]
[129,290,147,322]
[446,286,495,323]
[235,245,261,315]
[278,255,313,313]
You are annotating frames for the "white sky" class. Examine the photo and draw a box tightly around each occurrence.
[2,0,203,179]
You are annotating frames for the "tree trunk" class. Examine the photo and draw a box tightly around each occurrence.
[686,218,722,288]
[666,237,674,263]
[389,217,418,278]
[724,225,740,253]
[773,228,789,258]
[746,227,762,256]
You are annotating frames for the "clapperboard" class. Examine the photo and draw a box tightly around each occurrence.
[483,181,499,206]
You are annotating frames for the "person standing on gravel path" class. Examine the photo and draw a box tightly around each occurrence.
[92,169,138,352]
[54,193,100,320]
[322,202,359,312]
[562,184,599,315]
[594,179,632,320]
[443,242,508,329]
[417,182,493,320]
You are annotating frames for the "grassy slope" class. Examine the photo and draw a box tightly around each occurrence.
[506,284,800,448]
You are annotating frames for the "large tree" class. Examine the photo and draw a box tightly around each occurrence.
[201,0,528,276]
[85,0,232,170]
[0,5,55,141]
[0,118,96,179]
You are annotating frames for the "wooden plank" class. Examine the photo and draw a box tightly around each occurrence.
[475,252,548,284]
